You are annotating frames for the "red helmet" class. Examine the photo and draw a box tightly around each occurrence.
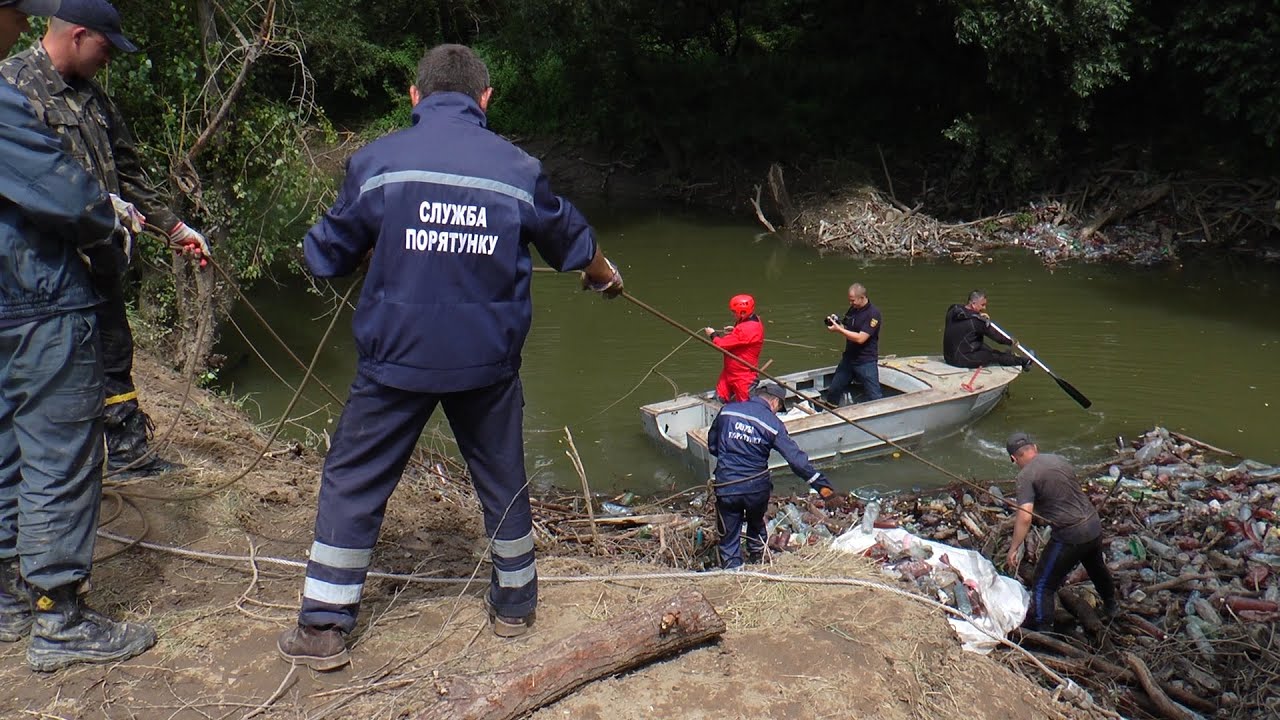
[729,294,755,319]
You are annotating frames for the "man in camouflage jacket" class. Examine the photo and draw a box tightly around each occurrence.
[0,0,211,477]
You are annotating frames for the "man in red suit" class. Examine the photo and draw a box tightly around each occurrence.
[703,294,764,402]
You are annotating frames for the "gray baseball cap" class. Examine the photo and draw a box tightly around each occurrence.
[756,383,787,410]
[1006,431,1035,457]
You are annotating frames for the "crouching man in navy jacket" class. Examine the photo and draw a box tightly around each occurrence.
[277,44,624,670]
[708,384,837,569]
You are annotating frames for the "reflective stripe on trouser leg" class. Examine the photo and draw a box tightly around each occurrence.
[298,371,440,632]
[441,376,537,617]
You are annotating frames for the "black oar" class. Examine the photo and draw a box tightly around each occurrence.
[987,319,1092,409]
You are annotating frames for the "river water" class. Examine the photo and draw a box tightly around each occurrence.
[216,209,1280,497]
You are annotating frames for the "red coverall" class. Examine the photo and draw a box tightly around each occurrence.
[712,316,765,402]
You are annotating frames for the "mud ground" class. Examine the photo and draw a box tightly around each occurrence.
[0,354,1089,720]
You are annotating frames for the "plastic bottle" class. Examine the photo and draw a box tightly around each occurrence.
[952,584,973,615]
[861,500,881,533]
[782,503,809,533]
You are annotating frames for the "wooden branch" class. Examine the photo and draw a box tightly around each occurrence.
[185,0,276,165]
[1012,629,1215,715]
[1079,182,1171,240]
[1057,588,1104,637]
[414,588,726,720]
[766,163,797,228]
[750,185,777,233]
[1124,653,1194,720]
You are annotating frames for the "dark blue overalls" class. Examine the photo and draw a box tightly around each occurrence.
[296,92,598,631]
[0,80,119,594]
[708,396,832,568]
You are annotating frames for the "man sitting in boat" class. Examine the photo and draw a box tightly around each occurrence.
[702,294,764,403]
[822,283,883,405]
[708,384,837,568]
[942,290,1031,371]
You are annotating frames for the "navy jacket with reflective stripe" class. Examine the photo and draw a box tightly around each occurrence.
[708,397,831,496]
[304,92,597,392]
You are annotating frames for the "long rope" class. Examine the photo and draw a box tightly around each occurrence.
[116,267,360,501]
[91,527,1103,715]
[618,291,1047,523]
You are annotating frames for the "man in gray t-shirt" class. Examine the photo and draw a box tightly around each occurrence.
[1005,432,1116,630]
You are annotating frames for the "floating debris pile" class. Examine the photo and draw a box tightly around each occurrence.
[767,427,1278,718]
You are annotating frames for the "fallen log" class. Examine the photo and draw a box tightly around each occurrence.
[1013,629,1216,715]
[1124,652,1195,720]
[414,587,726,720]
[1058,588,1105,637]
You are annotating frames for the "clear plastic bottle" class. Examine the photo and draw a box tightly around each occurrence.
[861,499,881,533]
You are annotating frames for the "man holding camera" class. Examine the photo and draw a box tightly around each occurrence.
[822,283,883,405]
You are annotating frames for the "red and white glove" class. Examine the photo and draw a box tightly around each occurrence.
[169,221,210,267]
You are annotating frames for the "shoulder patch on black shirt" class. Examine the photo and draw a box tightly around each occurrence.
[869,318,879,328]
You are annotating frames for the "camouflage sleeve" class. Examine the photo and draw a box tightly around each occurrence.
[105,92,179,231]
[0,83,117,249]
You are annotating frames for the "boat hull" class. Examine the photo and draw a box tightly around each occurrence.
[640,356,1020,479]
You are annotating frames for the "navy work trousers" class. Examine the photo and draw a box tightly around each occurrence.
[0,311,105,591]
[716,490,770,569]
[298,371,536,633]
[1025,534,1115,629]
[823,357,883,405]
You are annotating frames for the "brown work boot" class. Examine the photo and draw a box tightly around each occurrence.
[0,560,31,642]
[487,600,535,638]
[277,624,350,670]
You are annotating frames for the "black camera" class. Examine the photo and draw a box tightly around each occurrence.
[823,315,835,327]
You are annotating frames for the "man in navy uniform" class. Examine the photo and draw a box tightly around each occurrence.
[822,282,883,405]
[708,384,837,569]
[0,0,156,671]
[277,44,624,670]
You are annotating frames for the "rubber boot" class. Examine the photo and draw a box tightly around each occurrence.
[0,560,31,642]
[486,597,535,638]
[26,585,156,672]
[106,409,184,478]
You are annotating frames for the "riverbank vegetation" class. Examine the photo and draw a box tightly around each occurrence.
[72,0,1280,352]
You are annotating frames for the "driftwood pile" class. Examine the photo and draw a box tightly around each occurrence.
[756,163,1280,266]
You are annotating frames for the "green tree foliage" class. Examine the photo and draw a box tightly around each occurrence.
[34,0,1277,299]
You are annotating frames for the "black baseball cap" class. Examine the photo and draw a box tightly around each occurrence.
[55,0,137,52]
[756,383,787,410]
[1,0,61,15]
[1006,431,1035,457]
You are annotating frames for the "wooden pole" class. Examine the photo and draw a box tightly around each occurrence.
[563,426,599,548]
[414,588,726,720]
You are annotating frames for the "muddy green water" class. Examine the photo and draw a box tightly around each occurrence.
[216,209,1280,497]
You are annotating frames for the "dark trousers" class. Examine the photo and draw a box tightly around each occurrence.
[716,490,770,569]
[0,311,105,591]
[96,276,134,389]
[950,346,1023,369]
[823,357,883,405]
[299,371,535,633]
[1026,534,1115,629]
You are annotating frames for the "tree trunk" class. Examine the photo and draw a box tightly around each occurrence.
[415,587,726,720]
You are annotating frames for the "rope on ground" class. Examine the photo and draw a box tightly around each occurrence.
[93,527,1109,717]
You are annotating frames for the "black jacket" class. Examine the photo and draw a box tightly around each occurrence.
[942,303,1010,366]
